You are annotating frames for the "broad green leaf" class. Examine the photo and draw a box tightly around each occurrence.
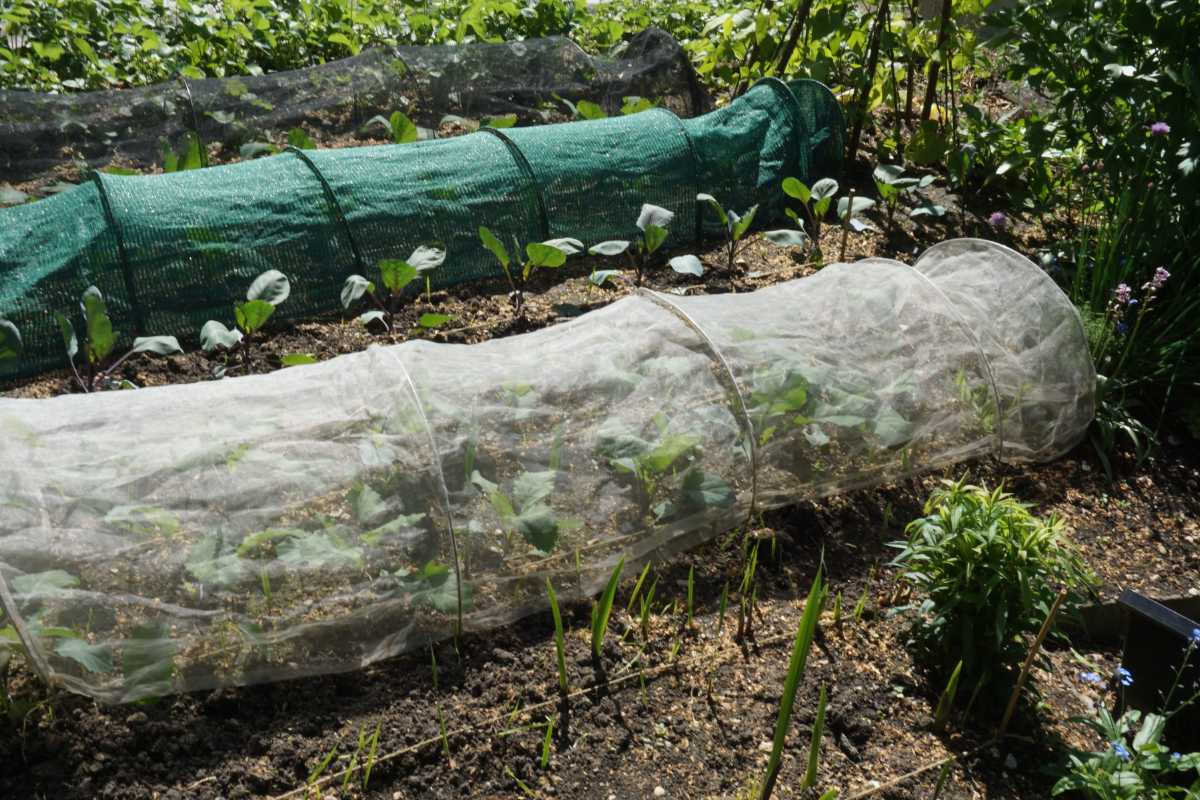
[417,312,451,328]
[764,229,808,247]
[178,132,204,171]
[681,469,736,511]
[526,242,567,268]
[379,259,418,294]
[909,203,947,218]
[239,141,278,159]
[199,320,243,352]
[837,196,876,219]
[82,286,115,362]
[287,127,315,149]
[348,483,389,526]
[731,205,758,240]
[782,177,811,202]
[575,100,607,120]
[1132,713,1165,749]
[56,638,114,674]
[246,269,290,305]
[873,164,906,183]
[641,434,699,475]
[589,240,631,256]
[357,310,388,328]
[479,226,510,268]
[589,269,623,286]
[389,110,418,144]
[810,178,839,200]
[482,113,517,129]
[104,505,179,537]
[235,300,275,334]
[408,245,446,272]
[643,224,669,254]
[512,470,556,510]
[516,505,560,552]
[130,336,182,356]
[0,319,22,361]
[543,237,584,256]
[278,532,363,571]
[669,254,704,276]
[636,203,674,231]
[122,624,177,689]
[55,313,78,360]
[697,193,728,226]
[469,469,498,495]
[906,121,950,165]
[185,534,248,587]
[236,527,303,557]
[12,569,79,597]
[620,96,654,115]
[341,274,375,309]
[281,353,316,366]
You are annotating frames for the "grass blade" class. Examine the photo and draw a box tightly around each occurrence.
[592,556,625,660]
[546,578,569,696]
[932,659,963,733]
[801,684,827,790]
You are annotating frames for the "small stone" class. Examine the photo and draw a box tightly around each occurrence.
[393,792,403,800]
[1004,753,1017,770]
[492,647,517,663]
[126,711,148,725]
[759,740,773,753]
[654,787,666,797]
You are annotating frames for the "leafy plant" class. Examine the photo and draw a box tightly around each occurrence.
[161,132,204,173]
[342,246,447,332]
[546,578,569,697]
[471,469,574,554]
[478,227,582,318]
[361,110,421,144]
[200,269,291,372]
[696,192,758,277]
[588,203,681,286]
[778,176,839,252]
[873,164,937,233]
[54,286,181,392]
[889,478,1095,710]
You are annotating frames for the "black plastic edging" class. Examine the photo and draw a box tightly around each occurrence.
[650,107,705,246]
[478,127,551,243]
[90,173,147,336]
[174,74,209,169]
[286,146,367,276]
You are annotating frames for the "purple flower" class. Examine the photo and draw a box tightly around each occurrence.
[1112,741,1131,761]
[1079,671,1103,684]
[1150,266,1170,290]
[1150,122,1171,136]
[1114,283,1133,305]
[1116,666,1133,686]
[988,211,1007,229]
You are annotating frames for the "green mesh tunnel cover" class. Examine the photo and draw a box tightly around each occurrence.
[0,78,843,380]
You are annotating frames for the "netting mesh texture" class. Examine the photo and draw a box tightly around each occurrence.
[0,239,1095,702]
[0,28,709,187]
[0,76,843,381]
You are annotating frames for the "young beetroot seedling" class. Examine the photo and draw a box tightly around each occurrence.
[200,269,291,376]
[588,203,676,287]
[341,245,446,332]
[479,228,582,318]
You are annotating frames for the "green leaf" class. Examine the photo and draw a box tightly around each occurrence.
[837,196,876,219]
[909,203,947,218]
[389,110,418,144]
[239,141,279,159]
[235,300,275,334]
[199,320,243,352]
[12,570,79,597]
[589,240,631,256]
[278,532,363,571]
[731,205,758,240]
[589,269,623,287]
[764,229,808,247]
[246,269,290,305]
[82,286,115,362]
[417,312,451,328]
[591,557,625,658]
[348,483,389,526]
[185,534,249,587]
[357,310,388,328]
[697,193,728,226]
[379,260,419,294]
[873,164,906,183]
[643,224,669,254]
[512,471,556,510]
[129,336,182,356]
[122,624,177,690]
[575,100,607,120]
[782,177,811,202]
[281,353,316,366]
[56,638,113,674]
[1132,713,1165,750]
[55,313,78,360]
[641,434,699,475]
[516,505,560,553]
[620,96,654,115]
[681,469,736,511]
[341,274,375,309]
[906,121,950,165]
[669,255,703,276]
[408,245,446,272]
[178,132,204,171]
[479,227,510,269]
[0,319,22,361]
[526,243,567,268]
[236,527,303,557]
[287,127,316,149]
[482,113,517,129]
[636,204,674,231]
[810,178,839,201]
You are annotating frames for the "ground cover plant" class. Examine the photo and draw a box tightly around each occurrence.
[2,0,1200,798]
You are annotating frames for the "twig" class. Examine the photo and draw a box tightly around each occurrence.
[998,587,1069,737]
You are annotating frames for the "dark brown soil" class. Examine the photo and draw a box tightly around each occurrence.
[2,148,1198,800]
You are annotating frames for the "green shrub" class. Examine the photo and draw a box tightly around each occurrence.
[889,478,1095,710]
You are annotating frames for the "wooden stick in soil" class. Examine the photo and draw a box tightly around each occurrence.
[920,0,954,122]
[846,0,890,167]
[997,586,1069,737]
[839,187,855,262]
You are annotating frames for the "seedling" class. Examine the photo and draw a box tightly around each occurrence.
[471,469,576,553]
[0,319,22,363]
[306,745,338,798]
[54,286,182,392]
[686,564,695,628]
[698,193,758,277]
[759,567,824,800]
[479,227,582,318]
[540,716,554,768]
[873,163,935,233]
[932,658,963,733]
[546,578,569,697]
[852,588,870,622]
[588,203,678,286]
[200,269,291,372]
[801,684,828,791]
[591,556,625,661]
[626,562,653,614]
[639,577,659,641]
[831,591,843,627]
[342,245,447,332]
[160,131,204,172]
[361,110,420,143]
[780,176,839,248]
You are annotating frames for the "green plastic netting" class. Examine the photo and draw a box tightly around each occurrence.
[0,77,842,381]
